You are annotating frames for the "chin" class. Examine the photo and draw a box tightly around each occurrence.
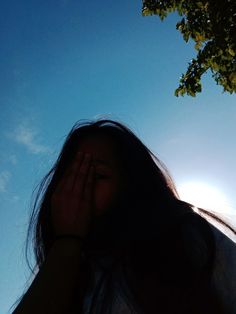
[83,212,115,254]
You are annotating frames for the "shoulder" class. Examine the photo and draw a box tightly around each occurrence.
[209,224,236,313]
[172,212,214,273]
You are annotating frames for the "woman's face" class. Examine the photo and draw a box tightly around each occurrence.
[77,133,124,217]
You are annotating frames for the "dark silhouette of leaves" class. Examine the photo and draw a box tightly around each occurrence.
[142,0,236,96]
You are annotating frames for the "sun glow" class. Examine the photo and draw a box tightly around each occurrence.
[177,181,231,214]
[177,181,236,242]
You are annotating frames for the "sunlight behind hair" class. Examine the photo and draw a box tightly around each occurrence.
[177,181,230,213]
[177,181,236,242]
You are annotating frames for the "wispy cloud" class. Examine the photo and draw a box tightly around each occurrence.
[9,154,17,165]
[7,125,51,155]
[0,171,11,193]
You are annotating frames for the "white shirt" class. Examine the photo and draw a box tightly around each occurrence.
[82,255,137,314]
[82,222,236,314]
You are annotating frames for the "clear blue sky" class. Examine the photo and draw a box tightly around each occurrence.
[1,1,236,312]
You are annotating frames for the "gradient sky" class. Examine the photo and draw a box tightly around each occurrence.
[1,1,236,312]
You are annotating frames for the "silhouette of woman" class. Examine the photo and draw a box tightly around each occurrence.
[12,119,236,314]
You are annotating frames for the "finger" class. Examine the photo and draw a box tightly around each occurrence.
[64,151,84,178]
[73,153,92,195]
[84,164,95,201]
[56,152,84,193]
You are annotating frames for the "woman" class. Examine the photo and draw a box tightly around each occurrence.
[12,119,235,314]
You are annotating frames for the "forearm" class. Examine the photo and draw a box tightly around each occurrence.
[13,238,83,314]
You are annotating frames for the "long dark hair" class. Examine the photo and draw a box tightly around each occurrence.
[11,119,235,313]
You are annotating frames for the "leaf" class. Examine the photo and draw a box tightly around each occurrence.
[228,48,235,57]
[195,42,202,50]
[229,72,236,84]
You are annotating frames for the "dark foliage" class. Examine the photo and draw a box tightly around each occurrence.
[142,0,236,96]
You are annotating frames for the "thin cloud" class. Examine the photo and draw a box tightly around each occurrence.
[7,125,51,155]
[0,171,11,193]
[11,195,20,203]
[9,154,17,165]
